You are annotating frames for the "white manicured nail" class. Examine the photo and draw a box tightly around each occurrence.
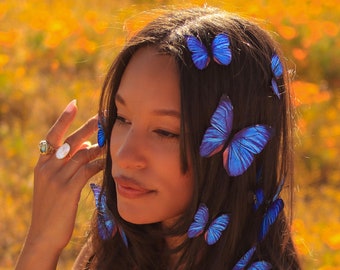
[65,100,77,113]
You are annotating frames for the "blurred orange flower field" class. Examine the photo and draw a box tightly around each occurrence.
[1,0,339,269]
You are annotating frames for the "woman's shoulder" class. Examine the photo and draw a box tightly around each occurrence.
[72,239,95,270]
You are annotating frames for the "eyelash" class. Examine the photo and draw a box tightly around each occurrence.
[116,115,131,125]
[154,129,179,139]
[115,115,179,140]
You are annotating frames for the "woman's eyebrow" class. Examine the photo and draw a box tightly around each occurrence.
[152,109,181,119]
[116,93,180,119]
[115,93,125,105]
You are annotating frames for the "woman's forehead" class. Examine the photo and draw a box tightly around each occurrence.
[116,47,181,112]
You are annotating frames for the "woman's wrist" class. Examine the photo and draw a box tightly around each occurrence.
[15,234,62,270]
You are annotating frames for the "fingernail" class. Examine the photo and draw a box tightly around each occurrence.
[56,143,71,159]
[65,100,77,113]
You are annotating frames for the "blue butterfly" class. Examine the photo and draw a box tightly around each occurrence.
[271,54,283,99]
[258,179,285,241]
[233,246,272,270]
[199,96,273,176]
[186,33,232,70]
[97,120,105,147]
[90,183,128,247]
[188,203,229,245]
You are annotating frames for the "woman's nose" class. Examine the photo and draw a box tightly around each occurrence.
[112,129,147,170]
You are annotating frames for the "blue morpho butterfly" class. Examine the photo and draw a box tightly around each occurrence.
[259,178,285,241]
[232,246,272,270]
[187,203,229,245]
[186,33,232,70]
[271,54,283,99]
[90,183,128,247]
[199,95,273,177]
[97,120,105,148]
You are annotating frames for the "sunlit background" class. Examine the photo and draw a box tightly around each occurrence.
[1,0,339,269]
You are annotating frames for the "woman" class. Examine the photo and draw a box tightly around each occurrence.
[16,6,301,269]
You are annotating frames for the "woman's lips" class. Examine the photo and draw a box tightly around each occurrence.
[114,176,155,199]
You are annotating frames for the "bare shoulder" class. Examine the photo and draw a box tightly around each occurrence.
[72,240,94,270]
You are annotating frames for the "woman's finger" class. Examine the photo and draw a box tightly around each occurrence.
[55,145,104,184]
[60,115,98,157]
[80,141,92,149]
[68,157,105,194]
[37,115,100,177]
[38,100,78,162]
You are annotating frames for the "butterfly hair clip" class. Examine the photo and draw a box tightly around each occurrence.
[271,54,283,99]
[232,246,272,270]
[186,33,232,70]
[200,95,273,176]
[258,178,285,241]
[90,183,128,247]
[187,203,229,245]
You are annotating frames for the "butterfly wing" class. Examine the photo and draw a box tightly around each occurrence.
[97,121,106,147]
[271,78,280,99]
[118,226,129,247]
[200,96,233,157]
[271,54,283,98]
[272,177,285,202]
[259,198,284,241]
[232,246,256,270]
[90,183,116,240]
[186,36,210,70]
[188,204,209,238]
[204,214,229,245]
[248,261,272,270]
[254,188,265,211]
[211,33,232,66]
[271,54,283,78]
[224,125,273,176]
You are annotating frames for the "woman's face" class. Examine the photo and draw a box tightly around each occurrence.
[110,47,193,225]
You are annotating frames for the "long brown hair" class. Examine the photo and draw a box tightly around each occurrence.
[90,6,300,269]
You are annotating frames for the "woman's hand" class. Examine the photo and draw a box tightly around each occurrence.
[16,100,104,269]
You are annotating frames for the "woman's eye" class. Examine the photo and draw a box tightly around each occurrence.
[154,129,179,139]
[116,115,131,125]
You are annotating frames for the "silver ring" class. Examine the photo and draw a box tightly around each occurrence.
[39,140,56,155]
